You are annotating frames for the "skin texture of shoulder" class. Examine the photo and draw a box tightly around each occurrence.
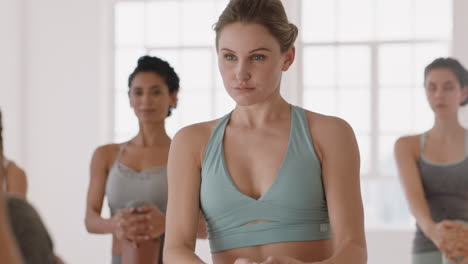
[394,135,421,162]
[304,110,357,164]
[170,119,220,168]
[91,143,122,173]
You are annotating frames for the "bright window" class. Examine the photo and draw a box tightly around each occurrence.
[301,0,452,228]
[114,0,232,142]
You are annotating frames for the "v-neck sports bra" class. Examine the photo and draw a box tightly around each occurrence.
[200,105,331,253]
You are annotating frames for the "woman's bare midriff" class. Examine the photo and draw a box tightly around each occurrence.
[111,236,162,260]
[211,239,333,264]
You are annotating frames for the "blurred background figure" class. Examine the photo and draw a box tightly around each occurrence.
[395,57,468,264]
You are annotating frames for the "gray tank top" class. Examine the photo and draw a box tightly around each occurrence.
[413,132,468,253]
[105,143,168,216]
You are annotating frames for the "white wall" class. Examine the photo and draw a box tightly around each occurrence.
[453,0,468,127]
[0,0,466,263]
[23,0,112,262]
[0,0,24,162]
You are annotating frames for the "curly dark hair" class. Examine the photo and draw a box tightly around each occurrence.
[128,55,180,116]
[424,57,468,106]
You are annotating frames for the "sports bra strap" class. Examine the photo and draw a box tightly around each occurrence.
[420,133,427,154]
[114,143,128,163]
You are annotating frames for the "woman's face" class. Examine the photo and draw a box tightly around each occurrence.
[425,68,467,115]
[217,22,294,106]
[129,72,177,123]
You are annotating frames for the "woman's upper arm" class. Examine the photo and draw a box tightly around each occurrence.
[165,125,206,251]
[86,146,112,218]
[394,137,426,211]
[313,116,365,247]
[5,163,27,197]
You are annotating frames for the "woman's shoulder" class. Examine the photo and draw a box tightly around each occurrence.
[92,143,122,166]
[394,134,422,157]
[171,119,223,163]
[173,119,221,143]
[303,109,354,138]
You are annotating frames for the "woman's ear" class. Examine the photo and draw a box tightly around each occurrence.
[128,90,134,108]
[462,85,468,106]
[170,91,179,108]
[282,46,296,71]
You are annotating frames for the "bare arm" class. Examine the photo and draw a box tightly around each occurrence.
[313,116,367,264]
[0,178,23,264]
[394,137,460,259]
[163,126,207,264]
[394,137,436,236]
[5,162,27,198]
[85,145,117,234]
[196,211,208,239]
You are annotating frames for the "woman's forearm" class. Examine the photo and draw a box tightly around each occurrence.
[407,195,436,239]
[317,239,367,264]
[85,211,116,234]
[164,247,206,264]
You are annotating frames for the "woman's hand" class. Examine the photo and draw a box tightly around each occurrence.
[428,220,463,261]
[131,205,166,243]
[451,224,468,264]
[112,208,142,241]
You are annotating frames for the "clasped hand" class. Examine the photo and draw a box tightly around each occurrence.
[431,220,468,264]
[113,206,165,246]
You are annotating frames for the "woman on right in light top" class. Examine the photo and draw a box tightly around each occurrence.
[395,58,468,264]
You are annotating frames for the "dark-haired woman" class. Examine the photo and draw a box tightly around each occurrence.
[0,110,27,198]
[395,58,468,264]
[85,55,189,264]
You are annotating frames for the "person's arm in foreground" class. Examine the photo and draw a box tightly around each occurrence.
[0,165,23,264]
[164,126,207,264]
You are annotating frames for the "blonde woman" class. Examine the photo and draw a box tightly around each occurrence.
[164,1,366,263]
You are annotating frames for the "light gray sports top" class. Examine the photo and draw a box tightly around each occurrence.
[414,131,468,253]
[105,143,168,216]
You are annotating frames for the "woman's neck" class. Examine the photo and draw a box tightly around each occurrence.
[231,95,290,128]
[133,121,170,147]
[430,114,465,140]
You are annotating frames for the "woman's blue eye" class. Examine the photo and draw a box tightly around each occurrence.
[225,55,235,61]
[252,55,265,60]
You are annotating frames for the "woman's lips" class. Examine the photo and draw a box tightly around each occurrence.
[139,109,157,113]
[234,87,255,92]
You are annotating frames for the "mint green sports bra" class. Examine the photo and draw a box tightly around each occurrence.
[200,105,331,253]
